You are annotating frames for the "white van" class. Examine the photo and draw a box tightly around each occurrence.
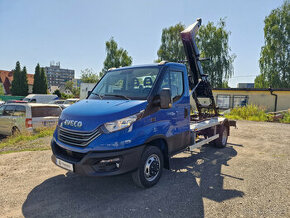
[0,103,62,135]
[23,94,59,103]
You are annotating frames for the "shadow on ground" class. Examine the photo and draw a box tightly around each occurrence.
[22,144,244,217]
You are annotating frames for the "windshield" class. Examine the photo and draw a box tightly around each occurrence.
[89,67,160,100]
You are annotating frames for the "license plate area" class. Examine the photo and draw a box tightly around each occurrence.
[56,158,74,171]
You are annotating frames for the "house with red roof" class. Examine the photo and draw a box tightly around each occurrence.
[0,70,34,95]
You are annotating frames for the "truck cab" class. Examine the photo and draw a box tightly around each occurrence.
[51,19,234,188]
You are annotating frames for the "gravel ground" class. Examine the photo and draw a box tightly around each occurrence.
[0,120,289,218]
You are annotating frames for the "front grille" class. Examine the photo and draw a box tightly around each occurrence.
[54,143,86,162]
[58,125,102,147]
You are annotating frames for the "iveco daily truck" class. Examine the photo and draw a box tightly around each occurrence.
[51,18,235,188]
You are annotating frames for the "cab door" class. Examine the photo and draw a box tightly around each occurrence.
[157,67,190,153]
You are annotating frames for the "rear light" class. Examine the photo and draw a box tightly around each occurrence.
[25,118,32,128]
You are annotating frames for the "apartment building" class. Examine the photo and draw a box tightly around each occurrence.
[44,62,74,88]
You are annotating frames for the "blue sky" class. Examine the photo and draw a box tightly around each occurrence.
[0,0,284,87]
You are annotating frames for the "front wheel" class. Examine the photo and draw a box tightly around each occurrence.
[131,146,163,188]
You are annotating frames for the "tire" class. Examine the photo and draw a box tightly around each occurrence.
[11,127,20,136]
[132,146,164,188]
[214,124,228,148]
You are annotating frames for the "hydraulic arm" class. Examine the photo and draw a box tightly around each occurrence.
[180,18,219,119]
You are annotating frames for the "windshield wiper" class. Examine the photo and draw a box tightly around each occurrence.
[104,94,131,100]
[91,92,103,99]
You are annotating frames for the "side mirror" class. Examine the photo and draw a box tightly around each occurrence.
[159,88,172,109]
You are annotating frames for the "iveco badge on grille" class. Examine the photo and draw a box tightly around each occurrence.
[63,119,83,128]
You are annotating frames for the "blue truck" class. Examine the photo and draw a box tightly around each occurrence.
[51,19,235,188]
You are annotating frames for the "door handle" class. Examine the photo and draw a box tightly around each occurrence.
[184,108,188,118]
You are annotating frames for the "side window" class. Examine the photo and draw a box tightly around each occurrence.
[170,71,184,102]
[3,105,16,116]
[159,70,184,103]
[14,105,26,117]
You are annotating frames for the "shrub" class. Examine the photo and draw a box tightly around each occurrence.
[225,105,268,122]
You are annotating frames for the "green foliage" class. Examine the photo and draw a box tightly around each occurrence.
[39,68,48,94]
[281,112,290,123]
[157,23,186,62]
[81,68,99,83]
[225,105,268,122]
[101,38,132,74]
[32,64,41,93]
[156,19,235,88]
[64,80,80,97]
[0,127,54,154]
[53,89,61,97]
[65,80,74,91]
[33,64,47,94]
[254,74,269,88]
[11,61,28,96]
[0,84,5,95]
[61,92,74,99]
[221,81,230,88]
[21,66,29,96]
[196,19,235,88]
[256,1,290,88]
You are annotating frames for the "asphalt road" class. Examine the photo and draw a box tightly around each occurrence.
[0,120,289,217]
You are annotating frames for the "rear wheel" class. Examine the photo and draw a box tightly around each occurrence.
[214,124,228,148]
[132,146,163,188]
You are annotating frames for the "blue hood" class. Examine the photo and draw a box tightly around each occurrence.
[59,99,147,131]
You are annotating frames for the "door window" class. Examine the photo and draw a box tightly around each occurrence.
[3,105,16,116]
[159,70,184,103]
[14,105,26,117]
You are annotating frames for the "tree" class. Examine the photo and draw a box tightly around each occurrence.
[32,64,47,94]
[81,68,99,83]
[255,1,290,88]
[11,61,28,96]
[11,61,22,95]
[65,80,74,91]
[196,19,235,88]
[157,23,186,62]
[21,66,29,96]
[39,68,47,94]
[53,89,61,98]
[101,38,132,75]
[33,64,41,93]
[156,19,235,88]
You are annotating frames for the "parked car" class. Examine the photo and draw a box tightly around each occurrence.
[49,99,66,105]
[5,100,28,104]
[61,98,80,109]
[23,94,59,103]
[0,103,62,136]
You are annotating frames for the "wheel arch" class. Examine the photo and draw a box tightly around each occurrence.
[145,135,170,169]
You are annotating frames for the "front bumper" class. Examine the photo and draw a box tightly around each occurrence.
[51,140,145,176]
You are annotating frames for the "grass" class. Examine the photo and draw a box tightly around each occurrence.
[0,127,55,154]
[224,105,290,123]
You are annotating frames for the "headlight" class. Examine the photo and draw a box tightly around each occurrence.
[103,111,143,133]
